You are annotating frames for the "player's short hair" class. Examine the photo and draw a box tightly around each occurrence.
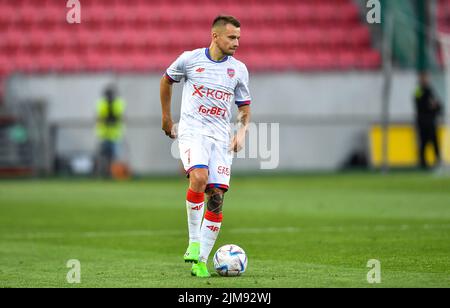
[212,15,241,29]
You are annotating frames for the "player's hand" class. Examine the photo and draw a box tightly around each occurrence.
[162,117,176,139]
[230,132,245,153]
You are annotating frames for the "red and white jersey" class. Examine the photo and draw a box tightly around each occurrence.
[165,48,251,142]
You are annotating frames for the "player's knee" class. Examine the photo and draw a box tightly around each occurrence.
[189,169,209,190]
[206,189,225,214]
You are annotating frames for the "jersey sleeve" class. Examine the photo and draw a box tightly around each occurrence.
[235,64,252,107]
[164,51,190,84]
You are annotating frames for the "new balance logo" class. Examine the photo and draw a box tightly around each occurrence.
[191,204,204,211]
[207,225,220,232]
[196,67,205,73]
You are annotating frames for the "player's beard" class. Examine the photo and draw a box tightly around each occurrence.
[220,45,237,56]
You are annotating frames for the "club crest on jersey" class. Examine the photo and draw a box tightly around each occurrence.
[196,67,205,73]
[227,68,235,78]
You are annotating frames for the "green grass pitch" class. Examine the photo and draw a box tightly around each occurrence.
[0,173,449,288]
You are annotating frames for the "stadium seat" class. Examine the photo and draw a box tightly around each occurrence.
[338,51,359,69]
[360,51,382,70]
[36,53,61,72]
[0,0,382,76]
[0,56,14,76]
[14,53,36,73]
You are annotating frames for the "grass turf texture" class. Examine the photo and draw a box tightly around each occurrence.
[0,173,449,288]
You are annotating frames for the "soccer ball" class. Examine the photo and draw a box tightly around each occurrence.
[213,244,248,277]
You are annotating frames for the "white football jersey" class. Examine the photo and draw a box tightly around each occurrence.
[165,48,251,142]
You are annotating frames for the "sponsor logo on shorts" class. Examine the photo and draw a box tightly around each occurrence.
[217,166,230,177]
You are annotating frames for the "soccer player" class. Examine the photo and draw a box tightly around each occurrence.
[159,15,251,277]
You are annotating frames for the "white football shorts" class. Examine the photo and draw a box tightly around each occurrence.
[179,134,233,192]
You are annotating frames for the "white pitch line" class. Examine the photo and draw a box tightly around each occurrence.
[1,224,449,240]
[229,227,301,234]
[1,230,184,240]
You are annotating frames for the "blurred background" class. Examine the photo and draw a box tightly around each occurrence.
[0,0,449,178]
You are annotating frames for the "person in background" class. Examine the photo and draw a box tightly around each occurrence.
[414,72,442,169]
[96,84,126,178]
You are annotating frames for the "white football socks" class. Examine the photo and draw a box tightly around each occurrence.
[186,189,205,244]
[199,211,223,263]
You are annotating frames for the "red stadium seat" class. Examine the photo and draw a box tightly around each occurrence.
[338,51,359,69]
[35,53,60,72]
[0,0,381,73]
[130,53,152,72]
[245,53,269,72]
[293,52,316,71]
[314,51,338,70]
[0,5,15,27]
[351,26,371,49]
[316,4,339,26]
[327,28,349,50]
[266,51,290,70]
[0,55,14,77]
[14,53,36,73]
[340,4,360,25]
[1,29,26,51]
[85,52,109,72]
[293,4,315,26]
[360,50,381,69]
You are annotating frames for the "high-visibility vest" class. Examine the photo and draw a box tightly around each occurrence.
[96,98,126,141]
